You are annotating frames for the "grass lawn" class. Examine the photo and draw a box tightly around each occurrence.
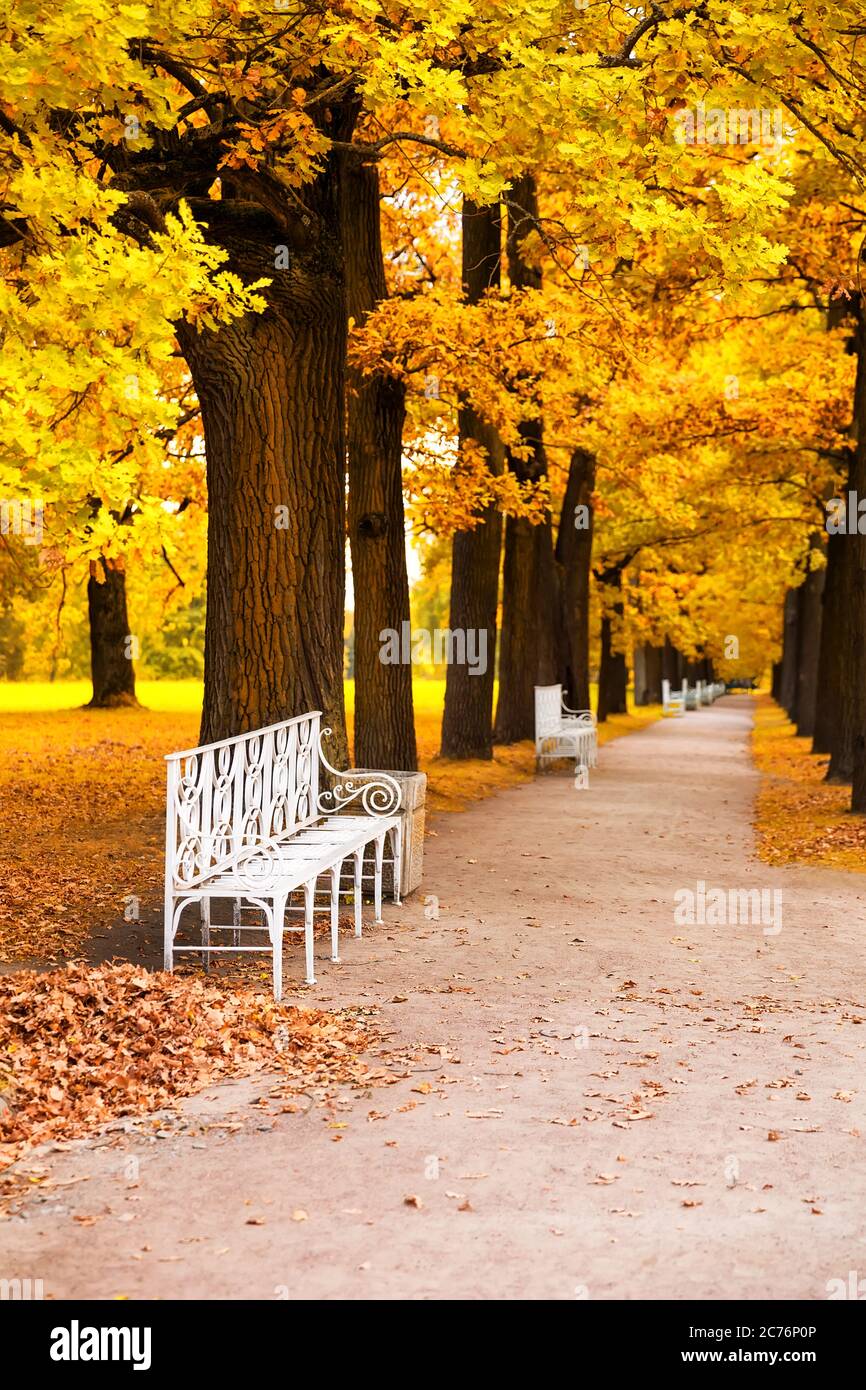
[0,678,661,964]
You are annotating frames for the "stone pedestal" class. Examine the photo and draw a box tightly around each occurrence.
[344,768,426,899]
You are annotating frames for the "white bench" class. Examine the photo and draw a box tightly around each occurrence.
[698,680,724,705]
[164,712,402,1000]
[662,678,686,717]
[534,684,598,771]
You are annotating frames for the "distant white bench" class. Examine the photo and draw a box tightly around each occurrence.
[164,713,402,1000]
[534,684,598,771]
[664,678,725,715]
[696,680,725,705]
[662,678,686,717]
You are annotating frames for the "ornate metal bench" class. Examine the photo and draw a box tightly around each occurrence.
[534,684,598,771]
[164,712,402,1000]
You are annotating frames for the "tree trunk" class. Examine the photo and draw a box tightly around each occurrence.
[633,643,663,705]
[814,298,858,765]
[495,514,540,743]
[177,189,349,762]
[596,567,628,720]
[812,526,845,754]
[556,447,596,711]
[828,352,866,783]
[647,645,664,703]
[633,643,648,706]
[662,637,683,686]
[494,174,562,743]
[779,587,800,720]
[441,199,504,759]
[86,556,138,708]
[849,301,866,808]
[343,162,416,770]
[794,538,826,740]
[827,526,858,783]
[771,661,782,701]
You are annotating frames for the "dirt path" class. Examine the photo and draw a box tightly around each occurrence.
[4,696,866,1300]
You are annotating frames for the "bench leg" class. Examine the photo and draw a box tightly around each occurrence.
[374,834,385,924]
[232,897,241,948]
[329,865,341,963]
[392,823,402,906]
[304,881,316,985]
[200,897,211,973]
[270,899,284,1003]
[353,850,363,938]
[163,889,174,973]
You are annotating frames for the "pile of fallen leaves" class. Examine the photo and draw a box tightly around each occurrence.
[752,695,866,870]
[0,962,388,1169]
[0,707,198,960]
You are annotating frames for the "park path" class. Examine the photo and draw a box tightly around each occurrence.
[4,696,866,1300]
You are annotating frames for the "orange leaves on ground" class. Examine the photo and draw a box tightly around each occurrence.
[751,694,866,870]
[0,708,200,960]
[0,962,386,1171]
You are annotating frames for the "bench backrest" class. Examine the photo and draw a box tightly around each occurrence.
[165,713,322,890]
[535,684,564,738]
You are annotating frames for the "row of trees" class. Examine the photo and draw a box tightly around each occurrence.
[775,293,866,813]
[2,4,865,776]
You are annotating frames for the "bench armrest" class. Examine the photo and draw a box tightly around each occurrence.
[561,700,595,724]
[317,728,402,816]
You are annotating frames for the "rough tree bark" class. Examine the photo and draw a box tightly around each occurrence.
[177,179,350,762]
[596,564,628,720]
[827,302,866,784]
[812,527,845,755]
[633,644,647,704]
[556,447,596,712]
[848,299,866,809]
[634,644,663,704]
[494,174,563,744]
[441,198,504,759]
[343,162,416,770]
[86,557,138,708]
[662,638,683,687]
[779,587,800,722]
[794,536,826,741]
[647,645,664,702]
[812,299,856,763]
